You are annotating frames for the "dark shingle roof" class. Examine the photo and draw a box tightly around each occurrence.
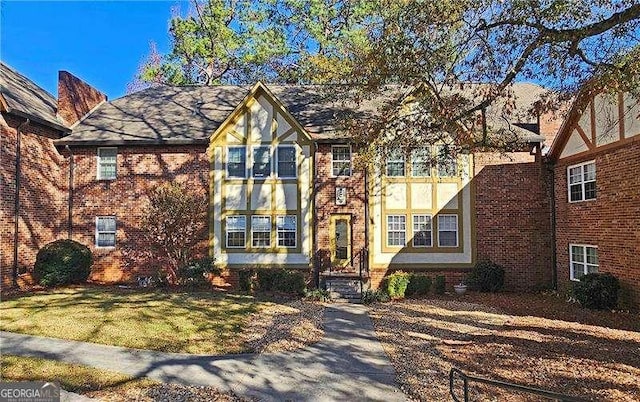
[0,61,68,131]
[57,82,546,146]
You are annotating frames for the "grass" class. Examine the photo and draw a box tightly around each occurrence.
[0,355,156,394]
[0,286,273,354]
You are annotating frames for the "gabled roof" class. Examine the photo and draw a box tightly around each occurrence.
[0,61,69,132]
[57,81,548,146]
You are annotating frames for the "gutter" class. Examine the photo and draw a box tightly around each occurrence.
[548,160,558,290]
[55,137,210,147]
[13,117,30,286]
[66,145,74,239]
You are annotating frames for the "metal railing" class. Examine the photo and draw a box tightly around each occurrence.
[449,368,588,402]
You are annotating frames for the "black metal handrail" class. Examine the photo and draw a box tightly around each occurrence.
[449,368,588,402]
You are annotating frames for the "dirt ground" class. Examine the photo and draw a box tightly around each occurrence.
[370,292,640,401]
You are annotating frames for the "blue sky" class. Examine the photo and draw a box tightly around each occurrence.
[1,1,188,99]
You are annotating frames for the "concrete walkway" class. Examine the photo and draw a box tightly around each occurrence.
[1,304,405,401]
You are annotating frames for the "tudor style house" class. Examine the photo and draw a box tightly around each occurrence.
[1,61,638,308]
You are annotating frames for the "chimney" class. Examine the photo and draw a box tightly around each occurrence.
[57,71,107,126]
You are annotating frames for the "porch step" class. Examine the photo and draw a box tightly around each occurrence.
[326,279,363,303]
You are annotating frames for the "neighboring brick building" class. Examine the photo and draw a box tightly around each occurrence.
[2,62,637,309]
[548,91,640,308]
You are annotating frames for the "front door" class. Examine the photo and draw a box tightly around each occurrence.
[330,214,351,267]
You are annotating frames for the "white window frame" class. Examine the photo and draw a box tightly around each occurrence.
[412,214,433,247]
[411,147,431,177]
[437,214,458,247]
[251,215,271,248]
[97,147,117,180]
[252,146,272,178]
[436,145,458,177]
[569,244,599,281]
[387,215,406,247]
[276,145,297,178]
[386,150,406,177]
[567,160,596,203]
[331,145,352,177]
[95,216,116,248]
[276,215,297,248]
[225,215,246,248]
[226,146,247,179]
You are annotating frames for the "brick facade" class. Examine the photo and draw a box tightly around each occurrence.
[473,151,554,291]
[1,114,68,289]
[57,71,106,125]
[65,145,210,283]
[314,143,367,271]
[554,140,640,308]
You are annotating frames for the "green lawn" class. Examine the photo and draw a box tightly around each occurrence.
[1,355,156,394]
[0,286,271,354]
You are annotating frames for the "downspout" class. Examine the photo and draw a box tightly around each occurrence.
[66,145,74,239]
[13,118,30,287]
[549,160,557,290]
[312,143,319,288]
[363,161,369,272]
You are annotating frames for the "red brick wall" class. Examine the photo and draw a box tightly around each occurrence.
[66,145,209,283]
[474,152,554,291]
[1,114,68,289]
[57,71,106,126]
[554,140,640,309]
[314,143,368,271]
[369,267,468,291]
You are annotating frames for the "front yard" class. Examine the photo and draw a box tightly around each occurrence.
[0,286,324,355]
[370,293,640,401]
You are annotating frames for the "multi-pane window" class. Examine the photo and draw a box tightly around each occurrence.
[386,150,405,177]
[251,216,271,247]
[411,147,431,177]
[570,245,599,280]
[412,215,432,247]
[332,145,351,176]
[438,215,458,247]
[387,215,406,246]
[227,147,246,178]
[276,215,296,247]
[277,146,297,178]
[226,216,246,248]
[97,148,117,180]
[95,216,116,247]
[568,161,596,202]
[437,145,457,177]
[252,146,271,178]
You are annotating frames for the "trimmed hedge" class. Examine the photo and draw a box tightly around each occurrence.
[33,239,92,287]
[362,289,390,304]
[573,273,620,310]
[385,271,411,299]
[434,275,446,294]
[468,260,505,292]
[406,274,432,297]
[178,257,219,289]
[254,269,306,295]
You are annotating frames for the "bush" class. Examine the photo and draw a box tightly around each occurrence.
[434,275,446,294]
[304,288,330,302]
[33,239,92,287]
[255,269,306,295]
[238,269,254,292]
[178,257,219,289]
[406,274,432,297]
[385,271,411,299]
[468,260,505,292]
[573,273,620,310]
[362,289,390,304]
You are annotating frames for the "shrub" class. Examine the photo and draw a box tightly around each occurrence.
[434,275,446,294]
[238,269,254,292]
[385,271,411,299]
[362,289,390,304]
[33,239,92,287]
[255,269,306,295]
[178,257,220,289]
[406,274,432,297]
[468,260,505,292]
[304,288,330,302]
[573,273,620,310]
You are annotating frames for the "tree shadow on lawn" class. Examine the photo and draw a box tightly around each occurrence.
[371,301,640,401]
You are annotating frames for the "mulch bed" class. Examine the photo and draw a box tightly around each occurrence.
[370,292,640,401]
